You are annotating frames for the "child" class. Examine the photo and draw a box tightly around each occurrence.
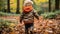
[20,0,39,34]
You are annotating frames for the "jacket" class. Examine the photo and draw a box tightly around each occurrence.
[20,10,39,24]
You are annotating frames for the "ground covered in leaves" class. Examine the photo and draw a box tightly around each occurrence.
[0,15,60,34]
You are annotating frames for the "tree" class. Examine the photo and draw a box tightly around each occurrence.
[7,0,10,13]
[49,0,51,12]
[16,0,20,14]
[55,0,59,10]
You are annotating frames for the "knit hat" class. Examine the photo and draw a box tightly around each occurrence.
[24,0,33,5]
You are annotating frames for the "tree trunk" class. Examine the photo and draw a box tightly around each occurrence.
[7,0,10,13]
[16,0,20,14]
[49,0,51,12]
[55,0,59,10]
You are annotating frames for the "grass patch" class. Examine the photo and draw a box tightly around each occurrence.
[41,10,60,19]
[0,11,20,16]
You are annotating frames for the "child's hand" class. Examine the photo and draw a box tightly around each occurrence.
[37,20,40,23]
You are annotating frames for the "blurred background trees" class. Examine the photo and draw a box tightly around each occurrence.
[0,0,60,14]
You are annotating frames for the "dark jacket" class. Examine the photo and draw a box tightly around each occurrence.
[20,10,39,24]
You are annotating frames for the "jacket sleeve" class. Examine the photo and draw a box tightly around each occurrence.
[33,10,39,20]
[20,13,24,23]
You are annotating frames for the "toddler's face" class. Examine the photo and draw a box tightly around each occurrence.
[23,3,33,13]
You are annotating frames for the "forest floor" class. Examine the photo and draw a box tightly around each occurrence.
[0,15,60,34]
